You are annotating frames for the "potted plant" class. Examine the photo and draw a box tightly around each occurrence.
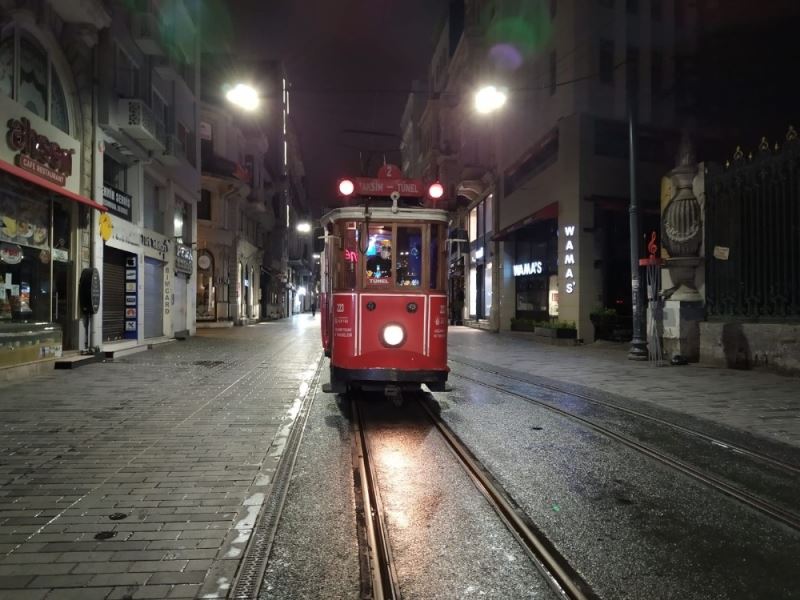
[510,317,537,332]
[534,320,577,339]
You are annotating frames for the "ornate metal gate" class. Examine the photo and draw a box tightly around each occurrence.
[705,128,800,320]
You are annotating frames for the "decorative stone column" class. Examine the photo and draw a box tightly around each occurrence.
[660,132,705,362]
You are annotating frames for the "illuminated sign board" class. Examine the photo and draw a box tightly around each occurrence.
[563,225,576,294]
[513,261,543,276]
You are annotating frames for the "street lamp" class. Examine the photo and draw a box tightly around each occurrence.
[225,83,260,111]
[474,85,507,115]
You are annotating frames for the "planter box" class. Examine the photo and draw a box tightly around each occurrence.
[534,327,577,339]
[511,321,536,332]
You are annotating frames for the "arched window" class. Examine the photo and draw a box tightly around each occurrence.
[0,22,72,134]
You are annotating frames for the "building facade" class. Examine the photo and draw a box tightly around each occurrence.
[95,0,200,348]
[410,0,685,341]
[0,1,110,372]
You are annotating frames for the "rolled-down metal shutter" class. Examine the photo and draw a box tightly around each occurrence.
[102,247,128,342]
[173,274,187,333]
[143,258,163,338]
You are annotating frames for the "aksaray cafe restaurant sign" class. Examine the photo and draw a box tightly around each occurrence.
[3,112,80,193]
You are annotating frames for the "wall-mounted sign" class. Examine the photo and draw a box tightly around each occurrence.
[198,253,211,270]
[344,249,358,262]
[7,117,74,186]
[513,261,543,276]
[175,244,193,275]
[99,213,113,242]
[124,256,138,339]
[102,184,132,221]
[563,225,576,294]
[141,233,170,256]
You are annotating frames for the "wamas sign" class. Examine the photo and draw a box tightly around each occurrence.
[562,225,576,294]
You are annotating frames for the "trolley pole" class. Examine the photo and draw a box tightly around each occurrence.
[627,93,648,360]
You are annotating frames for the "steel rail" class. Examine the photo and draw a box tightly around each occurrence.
[450,370,800,531]
[416,397,598,600]
[449,357,800,476]
[230,355,325,600]
[352,398,402,600]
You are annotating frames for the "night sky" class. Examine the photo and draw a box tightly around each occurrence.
[226,0,451,215]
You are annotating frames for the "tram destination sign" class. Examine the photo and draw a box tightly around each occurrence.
[348,177,424,197]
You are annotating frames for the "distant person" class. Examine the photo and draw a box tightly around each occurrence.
[311,300,316,317]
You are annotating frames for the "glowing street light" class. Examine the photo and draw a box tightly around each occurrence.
[475,85,507,115]
[296,221,312,233]
[225,83,260,111]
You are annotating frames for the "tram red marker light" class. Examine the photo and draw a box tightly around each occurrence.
[428,182,444,199]
[338,179,355,196]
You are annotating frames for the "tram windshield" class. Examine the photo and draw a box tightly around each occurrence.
[330,219,446,291]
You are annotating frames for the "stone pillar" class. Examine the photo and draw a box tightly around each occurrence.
[660,133,705,362]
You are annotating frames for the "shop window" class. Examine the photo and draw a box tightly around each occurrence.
[0,193,52,323]
[365,224,392,285]
[196,251,215,320]
[484,261,492,315]
[396,227,422,287]
[469,207,477,242]
[484,194,493,235]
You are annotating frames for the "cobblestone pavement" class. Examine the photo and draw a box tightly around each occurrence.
[449,327,800,449]
[0,316,322,600]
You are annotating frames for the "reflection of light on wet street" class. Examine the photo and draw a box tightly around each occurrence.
[378,447,412,528]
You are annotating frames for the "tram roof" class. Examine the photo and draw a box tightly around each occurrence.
[321,206,449,226]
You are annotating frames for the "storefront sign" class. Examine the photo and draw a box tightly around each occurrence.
[124,256,138,339]
[563,225,577,294]
[175,244,193,275]
[7,118,74,186]
[141,233,170,256]
[0,243,22,264]
[102,184,132,220]
[513,261,543,276]
[99,213,113,242]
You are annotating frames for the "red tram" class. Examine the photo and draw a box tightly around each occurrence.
[320,172,449,394]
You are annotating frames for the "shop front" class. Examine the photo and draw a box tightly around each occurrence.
[511,220,559,322]
[1,109,105,369]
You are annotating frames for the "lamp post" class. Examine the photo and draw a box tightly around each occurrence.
[473,85,508,331]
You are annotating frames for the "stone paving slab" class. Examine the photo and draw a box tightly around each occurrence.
[449,327,800,448]
[0,316,322,600]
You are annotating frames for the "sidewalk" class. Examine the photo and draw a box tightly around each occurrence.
[0,315,322,599]
[448,327,800,449]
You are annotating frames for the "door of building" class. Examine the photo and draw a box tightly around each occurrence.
[143,257,163,338]
[102,246,129,342]
[173,273,187,333]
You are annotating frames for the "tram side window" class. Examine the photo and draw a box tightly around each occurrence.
[396,226,422,287]
[429,224,440,289]
[366,224,392,285]
[337,222,359,290]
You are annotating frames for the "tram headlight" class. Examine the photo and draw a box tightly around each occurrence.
[382,324,405,347]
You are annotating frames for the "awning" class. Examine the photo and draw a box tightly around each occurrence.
[0,157,107,212]
[492,202,558,241]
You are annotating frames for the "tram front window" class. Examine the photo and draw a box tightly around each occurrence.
[366,225,392,285]
[397,226,422,287]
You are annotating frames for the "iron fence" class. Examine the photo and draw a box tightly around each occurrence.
[705,129,800,320]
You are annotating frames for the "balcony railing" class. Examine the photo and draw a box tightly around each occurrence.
[132,12,163,55]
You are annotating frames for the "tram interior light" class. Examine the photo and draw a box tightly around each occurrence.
[338,179,355,196]
[428,182,444,200]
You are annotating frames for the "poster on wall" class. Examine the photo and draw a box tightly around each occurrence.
[124,256,138,339]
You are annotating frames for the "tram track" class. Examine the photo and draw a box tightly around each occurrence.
[352,393,598,600]
[448,365,800,532]
[448,357,800,476]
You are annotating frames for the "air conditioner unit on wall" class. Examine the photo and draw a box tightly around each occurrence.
[119,99,166,152]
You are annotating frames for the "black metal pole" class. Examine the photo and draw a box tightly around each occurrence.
[628,95,648,360]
